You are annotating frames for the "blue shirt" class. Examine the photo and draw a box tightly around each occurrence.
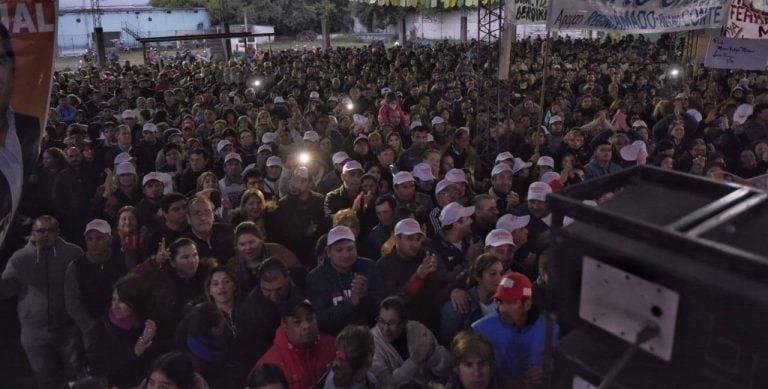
[471,312,558,381]
[584,160,622,180]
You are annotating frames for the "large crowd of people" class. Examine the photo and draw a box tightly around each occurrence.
[1,33,767,389]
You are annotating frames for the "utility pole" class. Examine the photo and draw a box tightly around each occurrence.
[321,0,331,49]
[91,0,106,68]
[220,0,232,59]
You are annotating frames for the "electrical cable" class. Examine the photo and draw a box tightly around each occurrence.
[597,323,661,389]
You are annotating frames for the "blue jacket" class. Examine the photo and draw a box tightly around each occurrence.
[306,257,383,335]
[471,310,558,381]
[584,160,622,180]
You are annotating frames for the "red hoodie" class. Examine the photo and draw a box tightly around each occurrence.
[255,324,336,389]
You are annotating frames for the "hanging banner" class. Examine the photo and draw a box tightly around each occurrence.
[0,0,56,247]
[547,0,730,32]
[506,0,550,25]
[724,0,768,38]
[704,36,768,70]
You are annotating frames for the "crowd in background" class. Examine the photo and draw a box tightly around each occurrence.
[2,34,768,389]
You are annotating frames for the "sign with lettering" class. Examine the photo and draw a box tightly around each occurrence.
[547,0,730,32]
[704,37,768,70]
[0,0,56,247]
[506,0,549,25]
[724,0,768,38]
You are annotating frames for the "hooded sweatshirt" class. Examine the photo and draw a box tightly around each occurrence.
[255,324,336,389]
[0,238,83,344]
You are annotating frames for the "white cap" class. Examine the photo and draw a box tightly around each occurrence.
[342,160,363,173]
[262,132,275,144]
[527,182,552,202]
[495,151,514,163]
[619,140,648,162]
[497,214,530,231]
[550,115,563,124]
[114,152,134,166]
[632,120,649,129]
[353,134,369,144]
[512,158,533,174]
[294,166,310,179]
[537,156,555,169]
[115,162,136,176]
[327,225,356,246]
[257,144,272,154]
[445,168,467,184]
[439,202,475,226]
[121,110,134,119]
[303,131,320,142]
[435,179,454,195]
[342,97,353,105]
[381,87,392,96]
[224,152,242,164]
[216,139,233,153]
[266,156,282,167]
[485,229,515,247]
[427,134,435,143]
[393,171,415,186]
[431,116,444,125]
[143,122,158,132]
[539,125,550,135]
[394,218,423,236]
[328,96,339,102]
[734,103,753,125]
[353,114,368,127]
[309,91,320,99]
[412,163,436,181]
[540,172,561,184]
[409,121,423,130]
[491,163,513,177]
[332,151,351,165]
[84,219,111,235]
[142,172,164,186]
[273,96,286,104]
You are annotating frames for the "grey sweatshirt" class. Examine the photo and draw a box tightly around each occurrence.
[0,238,83,344]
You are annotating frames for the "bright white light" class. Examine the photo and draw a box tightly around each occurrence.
[669,68,680,78]
[253,79,262,87]
[346,103,354,110]
[298,152,310,165]
[394,41,401,47]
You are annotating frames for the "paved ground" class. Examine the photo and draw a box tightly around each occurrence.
[0,299,36,389]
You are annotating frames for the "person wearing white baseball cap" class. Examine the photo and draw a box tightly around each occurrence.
[64,217,128,347]
[426,179,459,236]
[444,168,471,205]
[324,160,364,218]
[303,130,320,143]
[261,132,275,145]
[306,225,384,334]
[135,172,165,230]
[219,153,245,206]
[505,181,554,263]
[262,156,283,200]
[488,163,520,214]
[495,151,515,165]
[392,171,434,220]
[216,139,234,157]
[412,162,436,193]
[317,151,352,195]
[536,156,555,175]
[483,229,522,273]
[96,162,140,221]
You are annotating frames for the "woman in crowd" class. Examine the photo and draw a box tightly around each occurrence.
[86,275,158,388]
[370,296,452,387]
[195,171,231,219]
[113,206,142,270]
[321,325,377,389]
[440,254,504,345]
[446,331,500,389]
[136,352,209,389]
[225,221,304,293]
[227,188,275,236]
[174,302,247,388]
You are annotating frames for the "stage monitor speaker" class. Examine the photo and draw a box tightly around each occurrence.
[546,166,768,388]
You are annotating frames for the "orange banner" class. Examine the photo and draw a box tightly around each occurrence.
[0,0,56,246]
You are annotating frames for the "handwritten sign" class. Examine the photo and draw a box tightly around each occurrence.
[704,37,768,70]
[506,0,549,25]
[724,0,768,38]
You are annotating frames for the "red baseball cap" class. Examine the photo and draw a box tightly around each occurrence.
[493,272,533,303]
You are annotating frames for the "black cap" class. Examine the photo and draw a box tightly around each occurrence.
[278,295,313,318]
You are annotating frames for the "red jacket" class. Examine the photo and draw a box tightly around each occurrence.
[255,324,336,389]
